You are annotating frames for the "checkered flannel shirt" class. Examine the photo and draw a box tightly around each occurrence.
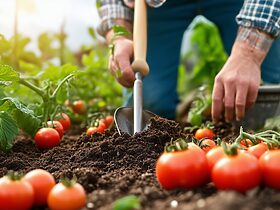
[97,0,280,38]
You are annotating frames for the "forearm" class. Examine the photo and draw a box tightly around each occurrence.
[231,26,274,66]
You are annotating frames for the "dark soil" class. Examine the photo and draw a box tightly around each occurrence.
[0,117,279,210]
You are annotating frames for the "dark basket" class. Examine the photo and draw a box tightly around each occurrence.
[235,85,280,130]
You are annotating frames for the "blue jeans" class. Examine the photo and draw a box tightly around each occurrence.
[125,0,280,119]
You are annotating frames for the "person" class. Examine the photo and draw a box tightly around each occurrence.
[97,0,280,122]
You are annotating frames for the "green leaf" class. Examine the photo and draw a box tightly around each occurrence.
[0,111,18,151]
[88,27,96,40]
[1,97,41,137]
[0,64,20,82]
[113,195,141,210]
[112,25,131,37]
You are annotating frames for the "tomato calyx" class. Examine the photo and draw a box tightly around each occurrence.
[222,142,238,156]
[165,138,189,153]
[60,176,77,188]
[6,170,24,181]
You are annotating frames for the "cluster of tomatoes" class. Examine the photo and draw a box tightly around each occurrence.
[34,113,71,149]
[156,127,280,193]
[86,115,114,135]
[0,169,86,210]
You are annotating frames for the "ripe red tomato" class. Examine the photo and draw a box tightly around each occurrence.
[47,121,64,138]
[24,169,55,206]
[240,139,253,148]
[195,128,214,140]
[86,127,98,135]
[0,175,34,210]
[99,119,108,129]
[56,113,71,131]
[212,152,261,193]
[34,128,61,149]
[206,146,226,172]
[48,182,86,210]
[248,143,268,159]
[105,115,114,127]
[201,139,216,153]
[156,144,209,190]
[259,150,280,190]
[72,100,86,114]
[97,121,107,133]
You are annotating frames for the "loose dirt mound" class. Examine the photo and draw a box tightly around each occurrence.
[0,117,279,210]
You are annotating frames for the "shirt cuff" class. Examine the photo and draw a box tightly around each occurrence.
[97,5,133,37]
[236,1,280,37]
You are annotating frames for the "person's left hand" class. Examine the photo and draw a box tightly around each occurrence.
[211,41,262,122]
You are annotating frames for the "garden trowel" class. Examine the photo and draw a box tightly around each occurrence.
[114,0,156,135]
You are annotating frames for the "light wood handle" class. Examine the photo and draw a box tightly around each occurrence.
[131,0,149,77]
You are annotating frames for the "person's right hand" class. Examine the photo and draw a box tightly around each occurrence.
[108,37,135,88]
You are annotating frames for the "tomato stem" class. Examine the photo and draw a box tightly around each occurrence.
[6,170,23,181]
[165,138,189,153]
[60,176,77,188]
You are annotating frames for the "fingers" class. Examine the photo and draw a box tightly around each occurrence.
[115,54,135,87]
[235,83,248,121]
[246,83,259,109]
[224,79,236,122]
[108,55,135,88]
[212,77,224,123]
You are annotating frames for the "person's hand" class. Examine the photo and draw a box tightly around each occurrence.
[212,41,265,123]
[108,37,135,87]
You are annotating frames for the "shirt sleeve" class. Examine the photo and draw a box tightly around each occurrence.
[236,0,280,37]
[96,0,133,37]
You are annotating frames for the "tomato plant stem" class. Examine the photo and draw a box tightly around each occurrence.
[19,78,44,97]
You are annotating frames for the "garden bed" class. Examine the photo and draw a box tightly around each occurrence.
[0,117,279,210]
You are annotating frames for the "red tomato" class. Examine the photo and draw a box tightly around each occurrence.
[48,182,86,210]
[105,115,114,127]
[24,169,55,206]
[56,113,71,131]
[240,139,253,148]
[195,128,215,140]
[212,152,261,193]
[0,175,34,210]
[99,119,108,129]
[47,121,64,138]
[201,139,216,153]
[72,100,86,114]
[206,146,226,172]
[248,143,268,159]
[97,121,107,133]
[86,127,98,135]
[156,143,209,190]
[34,128,61,149]
[259,150,280,190]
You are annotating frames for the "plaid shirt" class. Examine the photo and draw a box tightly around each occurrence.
[97,0,280,38]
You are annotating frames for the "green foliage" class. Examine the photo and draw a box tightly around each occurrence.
[0,64,20,82]
[178,16,228,96]
[0,111,18,151]
[113,195,141,210]
[0,97,41,137]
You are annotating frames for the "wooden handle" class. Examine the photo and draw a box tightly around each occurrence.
[131,0,149,76]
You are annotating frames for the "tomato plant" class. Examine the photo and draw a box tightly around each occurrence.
[259,150,280,190]
[23,169,55,206]
[34,128,61,149]
[86,127,98,135]
[156,139,209,190]
[212,146,261,193]
[47,121,64,138]
[56,113,71,131]
[48,178,86,210]
[195,128,214,140]
[0,172,34,210]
